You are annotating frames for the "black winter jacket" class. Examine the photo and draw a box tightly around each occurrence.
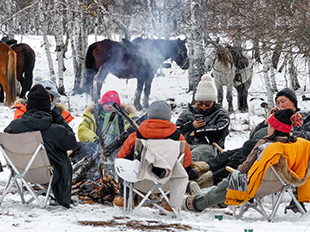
[4,109,77,208]
[176,103,230,149]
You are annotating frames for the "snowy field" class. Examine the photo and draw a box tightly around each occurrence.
[1,35,310,231]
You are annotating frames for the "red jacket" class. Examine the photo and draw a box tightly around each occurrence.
[117,119,192,168]
[12,101,74,124]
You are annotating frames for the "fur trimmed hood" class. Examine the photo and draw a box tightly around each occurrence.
[276,156,310,187]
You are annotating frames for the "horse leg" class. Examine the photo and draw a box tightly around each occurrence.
[22,69,34,98]
[143,78,153,109]
[134,79,144,111]
[79,68,97,94]
[215,82,224,106]
[19,76,27,98]
[0,84,4,103]
[226,84,234,113]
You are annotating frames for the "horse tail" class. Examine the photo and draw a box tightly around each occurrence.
[7,49,17,105]
[85,43,97,70]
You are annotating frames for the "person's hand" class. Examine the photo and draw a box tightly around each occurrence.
[193,120,206,128]
[50,107,63,123]
[264,107,281,125]
[86,102,95,112]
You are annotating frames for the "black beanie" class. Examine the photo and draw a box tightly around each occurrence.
[268,108,303,133]
[26,84,51,112]
[275,88,298,109]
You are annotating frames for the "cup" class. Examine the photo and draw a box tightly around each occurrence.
[214,214,223,221]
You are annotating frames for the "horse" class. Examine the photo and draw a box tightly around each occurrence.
[205,42,253,113]
[84,38,189,110]
[2,39,36,98]
[0,43,17,106]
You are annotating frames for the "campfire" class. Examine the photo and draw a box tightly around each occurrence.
[70,135,128,204]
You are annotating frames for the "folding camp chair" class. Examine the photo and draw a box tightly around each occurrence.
[115,138,188,218]
[230,138,310,222]
[232,164,306,222]
[0,131,54,208]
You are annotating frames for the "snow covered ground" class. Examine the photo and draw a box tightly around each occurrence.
[1,35,310,231]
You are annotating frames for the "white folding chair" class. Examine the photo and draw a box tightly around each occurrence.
[0,131,54,208]
[115,138,188,218]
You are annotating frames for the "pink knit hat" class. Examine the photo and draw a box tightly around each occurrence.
[100,90,121,106]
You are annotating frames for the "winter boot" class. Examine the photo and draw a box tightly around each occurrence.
[190,161,210,177]
[113,195,125,207]
[196,171,213,188]
[182,195,202,212]
[187,181,203,195]
[284,199,307,214]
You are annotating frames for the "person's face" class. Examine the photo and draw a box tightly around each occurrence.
[102,102,115,112]
[276,96,296,111]
[267,123,275,136]
[197,101,215,111]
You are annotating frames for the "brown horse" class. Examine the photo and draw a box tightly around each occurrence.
[3,39,35,98]
[0,43,17,106]
[83,38,189,110]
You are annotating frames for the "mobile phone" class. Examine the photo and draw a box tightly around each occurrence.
[195,114,203,121]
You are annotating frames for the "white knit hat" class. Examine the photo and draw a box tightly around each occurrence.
[194,74,217,101]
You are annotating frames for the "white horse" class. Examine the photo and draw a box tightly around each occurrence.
[205,43,253,113]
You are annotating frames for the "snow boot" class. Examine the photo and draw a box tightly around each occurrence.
[187,181,203,195]
[284,199,307,214]
[196,171,213,188]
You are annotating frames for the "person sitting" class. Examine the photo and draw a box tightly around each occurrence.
[114,100,196,207]
[192,87,309,190]
[70,90,138,165]
[4,85,78,208]
[182,108,305,212]
[78,90,137,145]
[12,77,74,124]
[176,74,230,163]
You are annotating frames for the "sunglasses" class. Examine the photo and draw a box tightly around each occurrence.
[198,101,213,107]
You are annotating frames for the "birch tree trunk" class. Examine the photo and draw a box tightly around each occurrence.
[187,0,205,102]
[39,1,54,77]
[54,0,65,95]
[270,67,278,92]
[263,55,274,111]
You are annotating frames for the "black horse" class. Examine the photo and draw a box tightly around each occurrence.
[83,37,189,110]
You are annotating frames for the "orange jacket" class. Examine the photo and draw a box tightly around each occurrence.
[225,137,310,205]
[117,119,192,168]
[12,101,74,124]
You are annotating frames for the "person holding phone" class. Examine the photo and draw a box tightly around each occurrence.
[176,74,230,163]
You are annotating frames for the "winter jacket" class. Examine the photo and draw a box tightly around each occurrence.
[78,106,136,143]
[176,103,230,149]
[12,99,74,124]
[225,137,310,205]
[237,136,290,173]
[4,109,77,208]
[117,119,192,168]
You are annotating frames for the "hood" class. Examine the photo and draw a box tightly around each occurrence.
[20,110,53,131]
[138,119,177,139]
